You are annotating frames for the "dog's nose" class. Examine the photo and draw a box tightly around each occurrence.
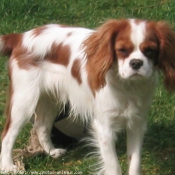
[130,59,143,70]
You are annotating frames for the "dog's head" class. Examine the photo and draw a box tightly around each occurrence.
[84,19,175,92]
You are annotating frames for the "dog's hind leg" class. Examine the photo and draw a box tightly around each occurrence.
[34,95,66,158]
[0,77,40,173]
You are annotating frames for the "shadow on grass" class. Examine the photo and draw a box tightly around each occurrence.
[23,123,175,174]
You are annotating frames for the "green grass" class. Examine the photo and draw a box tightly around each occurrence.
[0,0,175,174]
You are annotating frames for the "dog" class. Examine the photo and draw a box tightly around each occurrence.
[0,19,175,175]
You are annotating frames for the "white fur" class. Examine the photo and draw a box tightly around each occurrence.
[0,20,158,175]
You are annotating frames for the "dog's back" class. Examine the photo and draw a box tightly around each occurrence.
[0,24,95,116]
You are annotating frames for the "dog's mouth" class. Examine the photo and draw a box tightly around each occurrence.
[131,73,142,77]
[128,72,148,80]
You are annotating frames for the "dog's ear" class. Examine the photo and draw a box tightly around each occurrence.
[156,22,175,91]
[84,20,129,93]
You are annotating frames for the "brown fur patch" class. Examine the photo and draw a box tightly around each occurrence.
[1,61,13,140]
[1,34,22,55]
[139,41,159,63]
[46,42,70,67]
[1,115,11,140]
[115,21,134,59]
[13,42,71,69]
[115,40,133,59]
[13,47,40,69]
[2,91,12,140]
[114,22,132,60]
[71,59,82,84]
[141,22,159,63]
[32,26,47,37]
[1,32,39,69]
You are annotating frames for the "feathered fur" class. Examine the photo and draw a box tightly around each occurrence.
[1,19,175,175]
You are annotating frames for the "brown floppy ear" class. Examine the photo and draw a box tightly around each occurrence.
[156,21,175,91]
[84,20,128,93]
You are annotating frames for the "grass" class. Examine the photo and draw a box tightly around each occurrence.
[0,0,175,174]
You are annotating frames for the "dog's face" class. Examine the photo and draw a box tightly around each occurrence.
[85,19,175,92]
[115,20,159,80]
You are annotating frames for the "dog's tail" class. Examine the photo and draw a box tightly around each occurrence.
[0,33,22,56]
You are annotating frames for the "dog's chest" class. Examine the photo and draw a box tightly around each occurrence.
[113,93,144,118]
[96,79,155,122]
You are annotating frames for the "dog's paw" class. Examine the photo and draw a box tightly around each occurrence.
[49,148,66,159]
[0,164,18,174]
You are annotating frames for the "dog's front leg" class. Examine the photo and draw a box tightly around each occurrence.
[93,119,122,175]
[126,118,147,175]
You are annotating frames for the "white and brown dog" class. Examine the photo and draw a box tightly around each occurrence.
[1,19,175,175]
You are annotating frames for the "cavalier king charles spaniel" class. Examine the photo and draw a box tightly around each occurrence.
[1,19,175,175]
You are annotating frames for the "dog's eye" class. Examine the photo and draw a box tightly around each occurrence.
[116,48,128,54]
[144,48,157,57]
[145,48,154,54]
